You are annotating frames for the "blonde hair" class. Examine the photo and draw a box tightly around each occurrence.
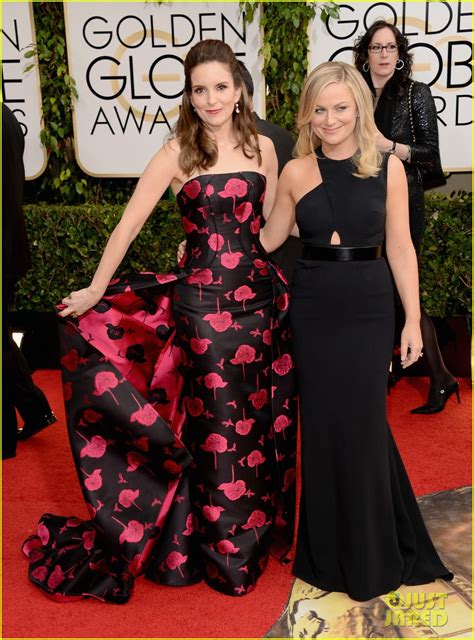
[294,61,381,178]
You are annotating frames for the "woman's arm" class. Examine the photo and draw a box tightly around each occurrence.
[375,82,440,167]
[260,135,279,220]
[60,142,181,317]
[385,154,422,367]
[260,161,297,253]
[408,82,441,167]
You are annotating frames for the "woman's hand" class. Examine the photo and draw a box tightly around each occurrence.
[59,287,103,318]
[400,321,423,368]
[177,240,187,264]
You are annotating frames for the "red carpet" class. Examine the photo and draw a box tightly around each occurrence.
[2,371,471,638]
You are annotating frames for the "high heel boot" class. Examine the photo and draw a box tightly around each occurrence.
[411,381,460,414]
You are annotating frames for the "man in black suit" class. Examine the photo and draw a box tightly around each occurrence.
[238,62,302,281]
[2,104,56,458]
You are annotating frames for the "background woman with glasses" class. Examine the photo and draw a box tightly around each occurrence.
[354,20,458,415]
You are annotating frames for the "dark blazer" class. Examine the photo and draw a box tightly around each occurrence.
[253,112,303,281]
[2,104,31,289]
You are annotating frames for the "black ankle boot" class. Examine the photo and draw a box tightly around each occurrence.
[410,381,460,414]
[17,412,57,441]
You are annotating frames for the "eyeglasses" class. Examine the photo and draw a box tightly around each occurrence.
[368,44,398,53]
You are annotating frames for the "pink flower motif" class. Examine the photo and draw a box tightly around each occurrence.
[79,434,107,459]
[253,258,269,276]
[22,537,42,557]
[37,523,50,545]
[250,218,261,234]
[204,297,233,332]
[202,497,225,522]
[112,517,145,544]
[248,388,268,410]
[208,233,225,252]
[163,459,182,475]
[166,551,188,577]
[83,409,102,423]
[204,372,228,400]
[274,415,292,439]
[63,381,73,402]
[241,509,267,542]
[126,451,148,472]
[66,517,82,527]
[216,539,240,565]
[47,565,65,589]
[218,178,248,199]
[183,513,197,536]
[204,184,214,196]
[204,310,233,332]
[247,450,266,477]
[183,179,201,199]
[190,326,212,355]
[234,285,256,311]
[235,409,255,436]
[201,433,228,469]
[31,566,48,581]
[130,404,156,427]
[154,273,177,285]
[262,329,272,345]
[133,436,149,451]
[272,353,293,376]
[230,344,256,381]
[185,396,204,417]
[218,465,246,501]
[276,293,289,311]
[283,468,296,492]
[61,348,79,372]
[118,489,142,510]
[186,268,213,301]
[182,217,199,234]
[92,371,120,404]
[234,201,253,223]
[221,241,244,269]
[82,468,103,491]
[82,530,96,551]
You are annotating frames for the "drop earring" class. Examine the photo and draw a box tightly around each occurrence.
[235,102,240,114]
[395,59,405,70]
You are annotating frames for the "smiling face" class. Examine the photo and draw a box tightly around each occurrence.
[367,26,399,83]
[310,81,358,155]
[190,61,241,131]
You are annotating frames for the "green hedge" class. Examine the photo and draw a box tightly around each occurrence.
[420,190,471,317]
[15,191,471,316]
[16,201,183,311]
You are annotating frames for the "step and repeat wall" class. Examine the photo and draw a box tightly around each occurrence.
[1,1,472,178]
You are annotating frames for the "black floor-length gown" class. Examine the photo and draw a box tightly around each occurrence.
[290,150,453,602]
[22,171,297,602]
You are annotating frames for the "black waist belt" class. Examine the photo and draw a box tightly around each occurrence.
[302,246,382,261]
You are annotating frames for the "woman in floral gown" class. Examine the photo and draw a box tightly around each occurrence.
[22,40,296,603]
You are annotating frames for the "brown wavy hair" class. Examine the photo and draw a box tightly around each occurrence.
[175,39,261,176]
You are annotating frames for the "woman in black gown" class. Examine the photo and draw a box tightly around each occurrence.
[354,20,458,414]
[260,61,452,601]
[22,40,296,602]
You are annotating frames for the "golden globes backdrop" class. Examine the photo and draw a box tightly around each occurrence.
[1,1,47,179]
[63,2,263,177]
[310,1,473,171]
